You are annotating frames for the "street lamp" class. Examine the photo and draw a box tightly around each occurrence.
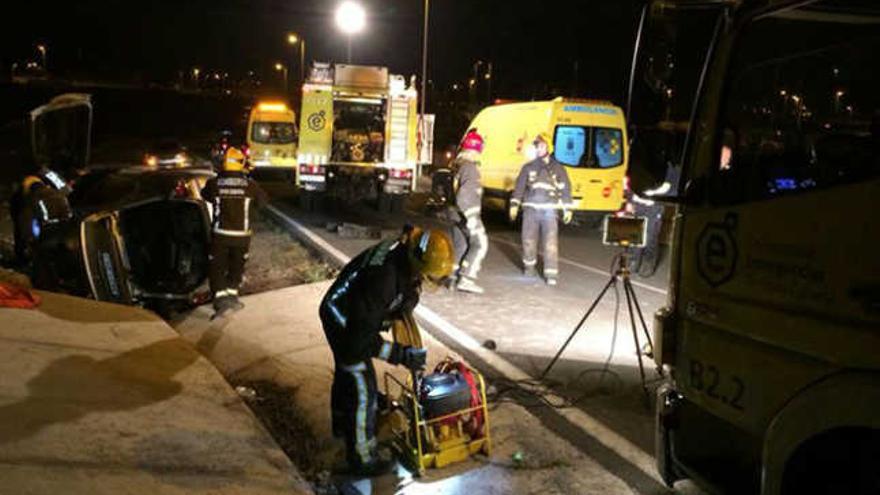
[335,1,366,63]
[275,62,289,93]
[36,44,47,70]
[287,33,306,86]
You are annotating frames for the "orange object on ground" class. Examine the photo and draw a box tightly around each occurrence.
[0,283,42,309]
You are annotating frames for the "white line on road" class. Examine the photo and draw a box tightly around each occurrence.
[488,235,669,296]
[265,203,663,488]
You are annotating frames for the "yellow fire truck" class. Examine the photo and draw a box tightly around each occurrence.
[296,63,424,211]
[632,1,880,494]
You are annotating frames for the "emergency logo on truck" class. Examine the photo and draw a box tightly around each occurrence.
[308,111,326,132]
[697,213,738,287]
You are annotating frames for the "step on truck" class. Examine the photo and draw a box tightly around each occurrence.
[628,1,880,494]
[296,63,427,212]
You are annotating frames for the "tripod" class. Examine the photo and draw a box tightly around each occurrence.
[540,249,661,400]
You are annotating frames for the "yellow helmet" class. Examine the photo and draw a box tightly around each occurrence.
[223,147,246,172]
[407,227,454,282]
[534,132,554,154]
[21,176,44,192]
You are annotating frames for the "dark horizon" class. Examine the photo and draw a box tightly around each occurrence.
[2,0,642,103]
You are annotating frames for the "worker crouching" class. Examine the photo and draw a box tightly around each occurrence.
[201,147,267,319]
[319,226,454,476]
[509,133,573,286]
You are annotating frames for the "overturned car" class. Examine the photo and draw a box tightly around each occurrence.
[11,93,213,312]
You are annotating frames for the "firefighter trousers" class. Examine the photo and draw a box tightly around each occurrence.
[331,359,379,468]
[522,208,559,278]
[209,234,251,299]
[453,218,488,281]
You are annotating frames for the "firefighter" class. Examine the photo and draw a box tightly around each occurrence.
[319,226,453,475]
[628,163,680,277]
[452,129,488,294]
[201,147,266,319]
[11,172,74,288]
[508,133,573,286]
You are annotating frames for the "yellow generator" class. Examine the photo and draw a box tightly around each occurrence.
[384,315,491,474]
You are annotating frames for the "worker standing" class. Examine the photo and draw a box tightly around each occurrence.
[452,129,488,294]
[508,133,573,286]
[628,163,680,276]
[201,147,266,319]
[319,226,453,476]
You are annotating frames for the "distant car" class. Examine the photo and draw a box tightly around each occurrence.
[144,139,190,168]
[12,94,213,313]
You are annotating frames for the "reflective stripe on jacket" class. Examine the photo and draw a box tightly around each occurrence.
[511,156,573,210]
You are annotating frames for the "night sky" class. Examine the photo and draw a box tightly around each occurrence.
[3,0,642,103]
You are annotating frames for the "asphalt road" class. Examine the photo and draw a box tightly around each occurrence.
[257,178,705,495]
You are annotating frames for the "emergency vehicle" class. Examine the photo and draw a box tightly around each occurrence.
[632,1,880,494]
[296,63,424,211]
[464,97,629,218]
[246,101,298,169]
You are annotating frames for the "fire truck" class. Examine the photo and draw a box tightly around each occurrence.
[296,63,428,212]
[629,1,880,494]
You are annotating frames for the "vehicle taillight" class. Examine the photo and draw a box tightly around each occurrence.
[389,168,413,179]
[299,164,325,175]
[173,180,188,198]
[602,186,612,198]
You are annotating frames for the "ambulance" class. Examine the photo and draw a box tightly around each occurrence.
[246,101,298,169]
[465,97,629,218]
[296,63,424,211]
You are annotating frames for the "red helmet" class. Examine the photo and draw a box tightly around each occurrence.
[460,129,484,153]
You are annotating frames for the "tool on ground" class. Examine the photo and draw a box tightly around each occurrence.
[384,313,491,474]
[540,214,662,403]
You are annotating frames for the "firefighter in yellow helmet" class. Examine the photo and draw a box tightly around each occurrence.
[319,226,453,476]
[200,147,267,319]
[509,132,573,286]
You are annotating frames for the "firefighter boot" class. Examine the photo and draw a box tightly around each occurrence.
[456,276,484,294]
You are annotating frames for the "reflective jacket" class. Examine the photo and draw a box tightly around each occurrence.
[320,238,420,365]
[454,158,482,221]
[510,156,573,210]
[201,172,267,237]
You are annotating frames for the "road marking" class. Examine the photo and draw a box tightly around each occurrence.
[265,203,664,487]
[488,235,668,296]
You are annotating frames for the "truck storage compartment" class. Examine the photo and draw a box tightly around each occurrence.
[119,200,209,297]
[331,99,386,163]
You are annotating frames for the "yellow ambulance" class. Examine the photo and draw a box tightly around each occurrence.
[466,97,629,215]
[246,101,298,169]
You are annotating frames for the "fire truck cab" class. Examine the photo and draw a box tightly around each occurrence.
[633,1,880,494]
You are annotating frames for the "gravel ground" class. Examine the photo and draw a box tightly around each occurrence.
[241,213,336,296]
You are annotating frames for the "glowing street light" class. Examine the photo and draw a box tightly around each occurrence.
[275,62,289,92]
[36,44,47,70]
[335,1,366,62]
[287,32,307,85]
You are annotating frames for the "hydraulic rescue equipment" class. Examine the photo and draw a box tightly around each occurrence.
[383,313,491,474]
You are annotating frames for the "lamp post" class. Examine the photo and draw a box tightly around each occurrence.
[36,44,47,70]
[287,33,306,85]
[275,62,288,93]
[335,1,366,63]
